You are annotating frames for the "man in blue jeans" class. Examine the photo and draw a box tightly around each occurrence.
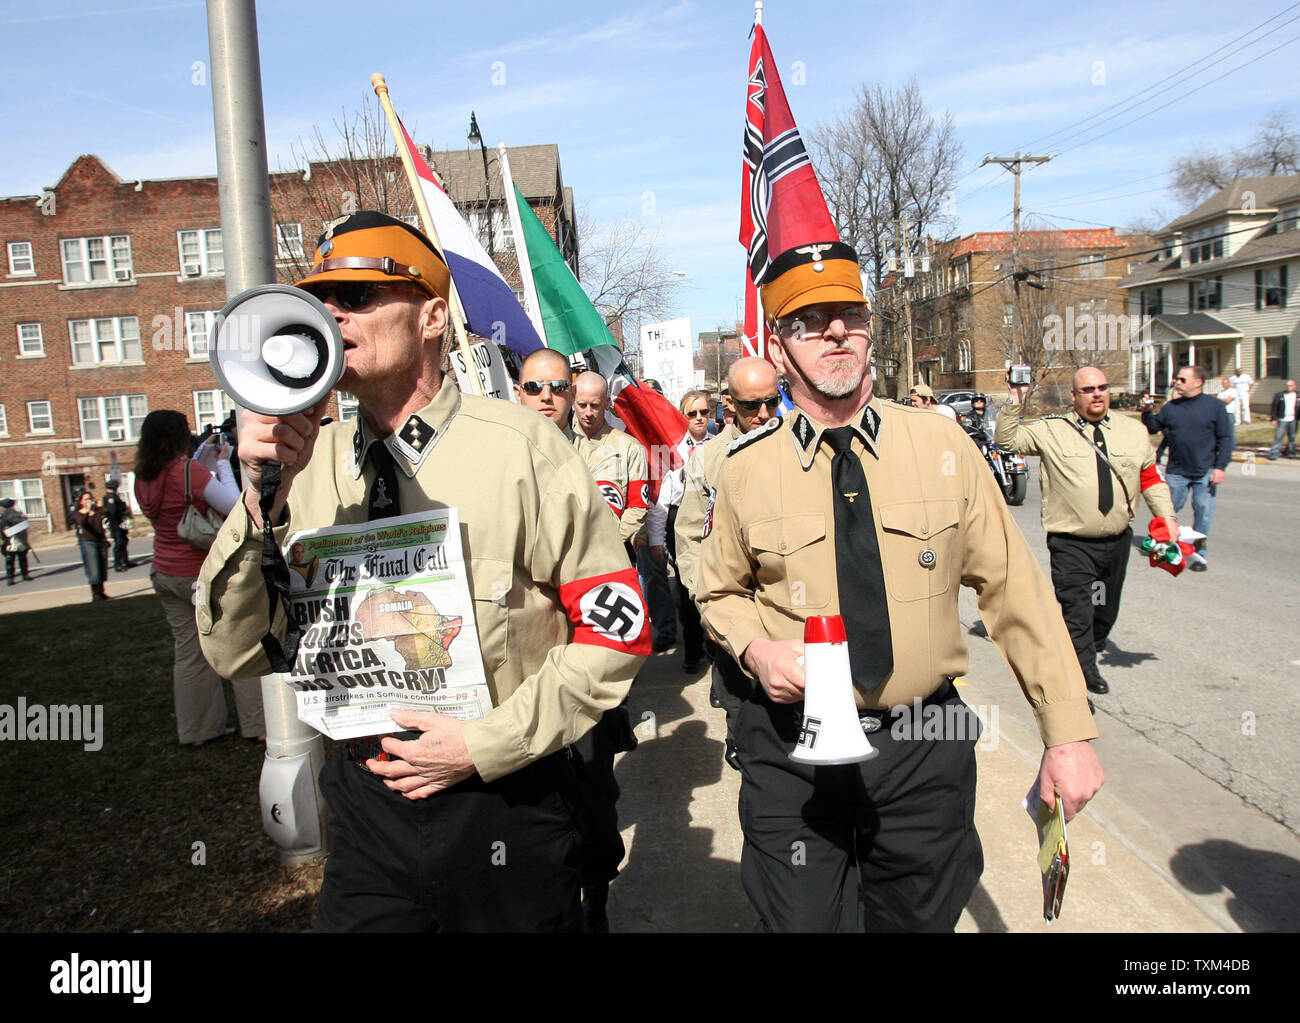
[1142,365,1234,571]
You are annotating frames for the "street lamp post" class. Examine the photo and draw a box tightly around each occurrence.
[467,111,494,262]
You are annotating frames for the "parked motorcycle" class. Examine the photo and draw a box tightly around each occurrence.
[959,413,1028,506]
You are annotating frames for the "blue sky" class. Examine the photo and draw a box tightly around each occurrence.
[2,0,1298,334]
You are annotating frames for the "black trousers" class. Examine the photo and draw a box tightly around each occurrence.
[109,525,129,568]
[735,684,983,933]
[567,702,637,888]
[315,750,583,932]
[1047,529,1131,688]
[707,638,752,740]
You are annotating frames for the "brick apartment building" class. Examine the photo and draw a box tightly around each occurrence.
[875,228,1153,406]
[0,147,578,536]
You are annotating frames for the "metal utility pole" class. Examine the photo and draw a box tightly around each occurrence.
[207,0,276,293]
[206,0,328,866]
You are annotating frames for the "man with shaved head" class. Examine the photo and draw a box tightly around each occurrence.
[997,365,1177,696]
[675,356,782,768]
[514,347,576,431]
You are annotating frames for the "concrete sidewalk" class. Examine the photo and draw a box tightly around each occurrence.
[607,652,1225,932]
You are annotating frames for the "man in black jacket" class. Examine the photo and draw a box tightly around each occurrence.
[1141,365,1234,571]
[1268,379,1297,460]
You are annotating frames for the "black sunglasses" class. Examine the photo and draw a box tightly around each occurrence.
[733,395,782,412]
[309,281,416,312]
[1077,384,1109,394]
[686,409,711,418]
[521,379,572,395]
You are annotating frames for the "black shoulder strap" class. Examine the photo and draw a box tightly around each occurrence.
[1043,415,1135,518]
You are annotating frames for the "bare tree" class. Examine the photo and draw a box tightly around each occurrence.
[1169,110,1299,207]
[576,210,685,361]
[808,79,964,394]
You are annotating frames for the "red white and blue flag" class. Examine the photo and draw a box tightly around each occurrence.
[739,19,842,359]
[395,118,544,356]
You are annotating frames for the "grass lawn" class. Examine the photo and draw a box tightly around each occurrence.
[0,594,323,931]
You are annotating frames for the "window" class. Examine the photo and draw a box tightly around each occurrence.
[955,259,970,287]
[1261,337,1288,379]
[1189,278,1222,311]
[78,394,147,443]
[1140,289,1163,317]
[0,479,46,519]
[1186,226,1224,264]
[276,222,304,261]
[69,316,142,365]
[1079,253,1106,277]
[177,228,224,276]
[0,404,7,435]
[61,235,132,284]
[193,389,235,431]
[958,340,971,372]
[1282,208,1299,232]
[7,241,34,275]
[185,311,218,358]
[469,208,513,252]
[27,400,53,433]
[1256,266,1288,309]
[1003,303,1014,326]
[337,391,360,423]
[17,323,44,356]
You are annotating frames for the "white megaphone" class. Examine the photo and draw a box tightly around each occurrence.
[209,284,345,416]
[790,615,878,764]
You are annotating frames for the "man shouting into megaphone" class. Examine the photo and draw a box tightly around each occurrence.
[197,212,649,932]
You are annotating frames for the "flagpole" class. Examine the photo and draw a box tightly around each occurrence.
[497,143,547,344]
[370,73,483,396]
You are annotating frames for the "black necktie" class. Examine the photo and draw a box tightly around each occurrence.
[1093,424,1113,515]
[823,427,893,691]
[368,442,402,519]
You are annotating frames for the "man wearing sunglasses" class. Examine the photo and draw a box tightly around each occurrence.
[997,366,1177,695]
[514,347,576,429]
[1141,365,1234,571]
[196,211,649,932]
[698,240,1102,933]
[674,358,781,770]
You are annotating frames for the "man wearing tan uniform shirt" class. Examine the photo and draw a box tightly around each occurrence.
[196,213,648,932]
[698,241,1103,932]
[996,366,1176,696]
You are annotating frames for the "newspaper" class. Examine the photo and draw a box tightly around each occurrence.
[281,508,493,739]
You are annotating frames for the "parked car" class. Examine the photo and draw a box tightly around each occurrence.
[937,389,976,415]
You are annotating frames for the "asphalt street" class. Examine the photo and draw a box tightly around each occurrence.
[5,536,156,598]
[965,454,1300,929]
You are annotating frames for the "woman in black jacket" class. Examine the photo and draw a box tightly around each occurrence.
[73,490,111,601]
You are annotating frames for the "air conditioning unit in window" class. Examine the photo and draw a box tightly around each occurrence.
[114,268,132,282]
[108,425,125,442]
[182,262,202,277]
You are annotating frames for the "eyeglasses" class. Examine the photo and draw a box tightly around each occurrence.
[1175,376,1193,383]
[520,379,572,395]
[307,281,417,311]
[686,409,711,418]
[776,306,870,338]
[1076,384,1109,394]
[733,395,782,412]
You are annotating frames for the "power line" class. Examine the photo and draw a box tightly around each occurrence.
[1020,4,1300,151]
[1052,31,1300,158]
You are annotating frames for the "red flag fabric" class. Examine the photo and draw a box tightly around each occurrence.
[588,344,690,503]
[740,21,841,358]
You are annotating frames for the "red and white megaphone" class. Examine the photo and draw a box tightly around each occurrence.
[790,615,878,765]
